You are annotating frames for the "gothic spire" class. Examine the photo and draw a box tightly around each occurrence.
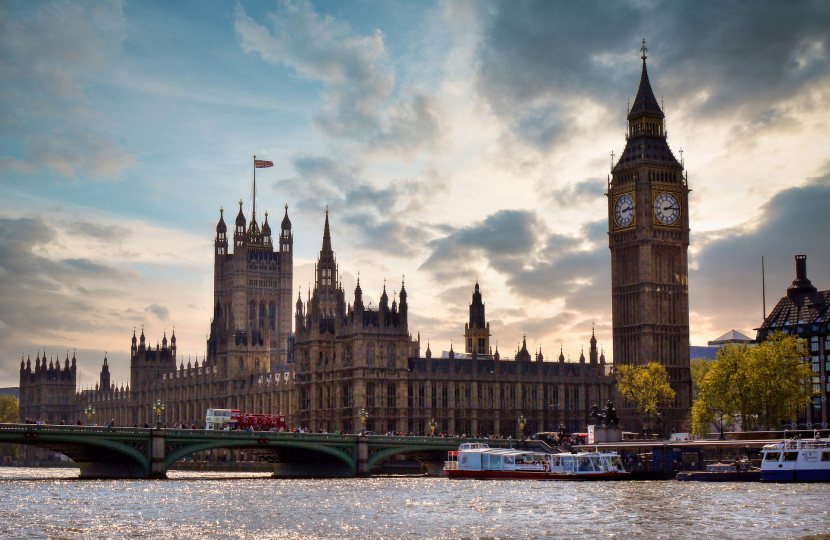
[322,206,332,253]
[628,39,663,120]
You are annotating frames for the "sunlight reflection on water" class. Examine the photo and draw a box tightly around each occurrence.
[0,468,828,539]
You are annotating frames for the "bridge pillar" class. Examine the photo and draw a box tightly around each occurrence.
[356,435,370,476]
[149,429,167,479]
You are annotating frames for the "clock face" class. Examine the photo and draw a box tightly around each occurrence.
[614,193,635,228]
[654,192,680,225]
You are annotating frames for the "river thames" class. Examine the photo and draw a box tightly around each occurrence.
[1,468,828,539]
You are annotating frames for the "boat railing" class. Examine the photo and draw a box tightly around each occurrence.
[782,439,830,450]
[444,461,458,470]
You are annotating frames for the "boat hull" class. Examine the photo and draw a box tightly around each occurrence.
[444,469,631,481]
[676,471,759,482]
[760,469,830,483]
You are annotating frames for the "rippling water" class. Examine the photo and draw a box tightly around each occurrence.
[1,468,828,539]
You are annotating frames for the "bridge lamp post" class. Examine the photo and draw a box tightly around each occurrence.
[518,414,527,440]
[85,405,95,426]
[429,418,437,437]
[153,400,166,430]
[358,408,369,435]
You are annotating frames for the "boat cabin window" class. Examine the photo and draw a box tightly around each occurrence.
[822,451,830,462]
[490,455,502,470]
[576,457,595,472]
[550,456,560,467]
[782,452,799,462]
[482,454,490,469]
[763,452,780,462]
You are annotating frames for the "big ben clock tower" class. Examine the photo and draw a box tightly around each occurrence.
[608,42,692,430]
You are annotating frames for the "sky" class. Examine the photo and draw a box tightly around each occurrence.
[1,0,829,389]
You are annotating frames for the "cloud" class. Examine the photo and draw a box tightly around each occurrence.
[690,173,830,337]
[234,0,441,153]
[0,1,135,179]
[145,304,170,321]
[472,0,830,152]
[275,155,447,255]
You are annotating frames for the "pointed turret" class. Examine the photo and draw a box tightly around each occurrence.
[589,326,598,365]
[558,344,565,363]
[322,206,332,254]
[280,204,292,255]
[628,41,664,120]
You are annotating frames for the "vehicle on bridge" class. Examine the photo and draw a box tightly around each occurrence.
[444,443,630,480]
[205,409,286,431]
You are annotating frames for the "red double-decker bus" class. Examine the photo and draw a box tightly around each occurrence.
[205,409,286,431]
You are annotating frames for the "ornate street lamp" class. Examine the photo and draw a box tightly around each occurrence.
[153,399,166,429]
[84,405,95,425]
[518,414,527,439]
[429,418,437,436]
[358,407,369,435]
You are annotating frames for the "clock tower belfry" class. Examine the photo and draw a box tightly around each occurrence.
[608,42,692,430]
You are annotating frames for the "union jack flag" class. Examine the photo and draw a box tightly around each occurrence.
[254,159,274,168]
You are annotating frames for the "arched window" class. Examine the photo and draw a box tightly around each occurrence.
[259,301,266,330]
[269,303,276,330]
[249,301,256,328]
[387,345,396,368]
[366,344,375,366]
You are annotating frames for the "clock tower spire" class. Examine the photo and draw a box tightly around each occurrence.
[607,41,691,431]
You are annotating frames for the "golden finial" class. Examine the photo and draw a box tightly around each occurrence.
[640,38,648,61]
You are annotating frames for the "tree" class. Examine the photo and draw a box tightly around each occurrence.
[0,395,19,459]
[690,358,711,402]
[616,363,676,435]
[691,332,813,437]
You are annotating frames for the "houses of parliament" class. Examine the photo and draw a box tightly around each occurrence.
[18,46,691,435]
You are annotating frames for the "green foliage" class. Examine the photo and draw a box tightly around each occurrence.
[0,395,19,458]
[692,332,813,437]
[690,358,711,402]
[616,362,676,431]
[0,395,17,423]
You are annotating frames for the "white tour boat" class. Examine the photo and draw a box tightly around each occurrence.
[760,437,830,482]
[443,443,630,480]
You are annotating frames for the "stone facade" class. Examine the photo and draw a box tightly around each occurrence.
[20,207,613,435]
[607,44,692,431]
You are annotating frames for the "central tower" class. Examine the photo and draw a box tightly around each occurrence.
[608,42,691,430]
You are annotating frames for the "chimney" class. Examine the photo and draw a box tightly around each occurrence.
[787,255,817,297]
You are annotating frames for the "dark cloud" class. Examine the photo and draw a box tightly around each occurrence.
[420,210,545,281]
[690,174,830,335]
[145,304,170,321]
[420,210,610,311]
[72,220,130,241]
[545,178,607,207]
[275,155,447,255]
[0,216,143,383]
[474,0,830,151]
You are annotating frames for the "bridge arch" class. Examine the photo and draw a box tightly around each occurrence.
[164,438,357,477]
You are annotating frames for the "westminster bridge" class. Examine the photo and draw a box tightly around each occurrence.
[0,424,515,479]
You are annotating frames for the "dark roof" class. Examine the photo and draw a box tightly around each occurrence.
[613,136,681,172]
[628,59,664,119]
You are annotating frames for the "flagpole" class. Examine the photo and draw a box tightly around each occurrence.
[252,154,256,218]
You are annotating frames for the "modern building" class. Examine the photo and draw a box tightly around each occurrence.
[607,42,692,430]
[756,255,830,428]
[690,330,755,360]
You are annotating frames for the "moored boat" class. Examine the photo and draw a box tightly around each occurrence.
[760,437,830,482]
[676,461,759,482]
[443,443,631,480]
